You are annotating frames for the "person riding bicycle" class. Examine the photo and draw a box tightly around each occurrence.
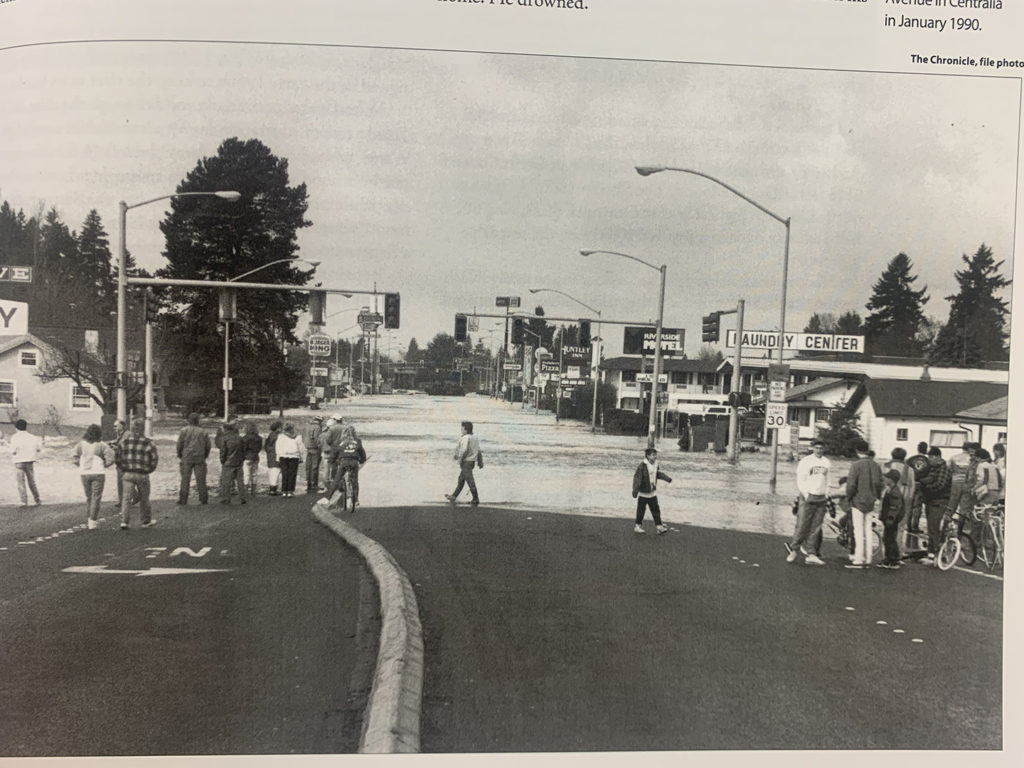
[325,425,367,512]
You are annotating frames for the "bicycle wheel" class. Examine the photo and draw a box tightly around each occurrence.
[979,524,999,571]
[958,532,976,566]
[870,528,881,560]
[936,535,961,571]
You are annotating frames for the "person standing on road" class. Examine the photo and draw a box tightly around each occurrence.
[275,423,305,497]
[176,412,211,506]
[9,419,42,507]
[785,439,830,565]
[917,446,952,566]
[109,419,130,510]
[905,441,931,534]
[115,419,158,529]
[631,447,672,534]
[445,420,482,506]
[948,442,978,518]
[264,420,282,496]
[317,417,335,490]
[973,448,1002,505]
[992,442,1006,500]
[217,421,246,504]
[240,420,264,499]
[323,415,346,490]
[325,424,367,511]
[878,469,907,569]
[73,424,116,529]
[845,440,883,569]
[303,416,324,493]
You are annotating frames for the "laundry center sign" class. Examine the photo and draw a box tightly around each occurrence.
[725,329,864,354]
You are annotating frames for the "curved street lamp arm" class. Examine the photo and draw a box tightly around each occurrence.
[229,258,319,282]
[579,248,661,273]
[635,166,788,226]
[528,287,601,317]
[124,190,241,212]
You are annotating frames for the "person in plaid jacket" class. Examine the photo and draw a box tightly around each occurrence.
[115,420,159,529]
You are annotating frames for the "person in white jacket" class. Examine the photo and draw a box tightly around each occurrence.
[73,424,116,529]
[9,419,42,507]
[274,423,306,497]
[785,439,832,565]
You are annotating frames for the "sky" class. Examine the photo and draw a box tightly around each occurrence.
[1,40,1018,358]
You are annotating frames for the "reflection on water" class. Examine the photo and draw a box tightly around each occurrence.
[296,394,855,538]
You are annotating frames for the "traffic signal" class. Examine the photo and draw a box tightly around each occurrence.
[701,312,721,343]
[578,320,591,347]
[384,292,401,329]
[454,313,468,342]
[511,317,525,345]
[144,290,158,324]
[309,290,326,325]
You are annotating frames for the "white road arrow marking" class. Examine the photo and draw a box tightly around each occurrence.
[63,565,232,577]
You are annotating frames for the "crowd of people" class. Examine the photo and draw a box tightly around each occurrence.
[786,437,1006,569]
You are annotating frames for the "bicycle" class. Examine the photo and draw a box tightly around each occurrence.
[935,511,968,571]
[823,504,880,561]
[973,502,1005,571]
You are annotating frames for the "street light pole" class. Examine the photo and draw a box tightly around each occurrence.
[636,165,791,491]
[529,287,602,433]
[580,250,666,450]
[116,190,241,424]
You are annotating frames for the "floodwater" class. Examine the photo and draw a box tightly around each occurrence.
[313,393,854,537]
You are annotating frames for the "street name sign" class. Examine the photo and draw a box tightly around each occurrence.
[309,367,329,377]
[307,334,332,357]
[357,311,383,326]
[495,296,521,308]
[725,329,864,354]
[623,327,684,356]
[504,363,522,371]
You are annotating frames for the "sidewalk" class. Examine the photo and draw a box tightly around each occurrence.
[335,502,1002,752]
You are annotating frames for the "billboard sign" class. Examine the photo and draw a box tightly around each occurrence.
[0,300,29,335]
[726,329,864,354]
[622,327,684,356]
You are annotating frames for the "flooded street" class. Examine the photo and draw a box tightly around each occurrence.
[315,393,853,537]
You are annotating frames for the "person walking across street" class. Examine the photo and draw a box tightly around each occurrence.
[73,424,116,529]
[304,416,324,493]
[275,423,305,497]
[631,447,672,534]
[917,446,951,565]
[176,412,211,505]
[115,420,158,529]
[217,421,246,504]
[326,424,367,511]
[786,439,831,565]
[845,440,883,569]
[109,419,130,509]
[878,469,907,569]
[9,419,42,507]
[240,420,264,499]
[264,421,282,496]
[445,420,482,506]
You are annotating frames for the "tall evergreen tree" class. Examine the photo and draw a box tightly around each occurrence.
[156,137,313,405]
[74,209,117,324]
[864,252,929,358]
[929,244,1011,367]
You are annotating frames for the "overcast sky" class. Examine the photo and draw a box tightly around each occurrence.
[1,41,1017,357]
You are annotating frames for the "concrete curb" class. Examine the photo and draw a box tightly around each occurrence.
[312,504,424,753]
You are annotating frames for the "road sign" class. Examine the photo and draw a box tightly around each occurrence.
[495,296,522,308]
[504,363,522,371]
[309,367,329,377]
[765,402,788,429]
[468,315,479,332]
[357,312,383,326]
[768,380,787,403]
[561,377,587,387]
[222,377,233,391]
[725,329,864,354]
[635,373,668,383]
[623,327,684,356]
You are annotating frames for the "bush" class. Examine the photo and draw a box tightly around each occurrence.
[604,409,648,436]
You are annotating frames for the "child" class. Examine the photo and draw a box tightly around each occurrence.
[631,447,672,535]
[878,469,906,569]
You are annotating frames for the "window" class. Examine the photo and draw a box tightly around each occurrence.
[670,371,687,385]
[620,371,637,383]
[71,385,94,410]
[896,428,908,441]
[796,408,811,427]
[929,430,968,448]
[0,381,14,407]
[815,408,832,423]
[620,397,641,411]
[19,350,38,367]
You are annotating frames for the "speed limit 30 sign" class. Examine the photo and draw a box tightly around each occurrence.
[765,402,788,429]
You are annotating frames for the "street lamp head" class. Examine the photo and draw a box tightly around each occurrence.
[216,191,242,201]
[579,249,596,257]
[307,261,321,269]
[635,166,666,177]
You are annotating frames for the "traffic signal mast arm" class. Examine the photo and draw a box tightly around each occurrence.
[455,311,654,327]
[127,277,390,295]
